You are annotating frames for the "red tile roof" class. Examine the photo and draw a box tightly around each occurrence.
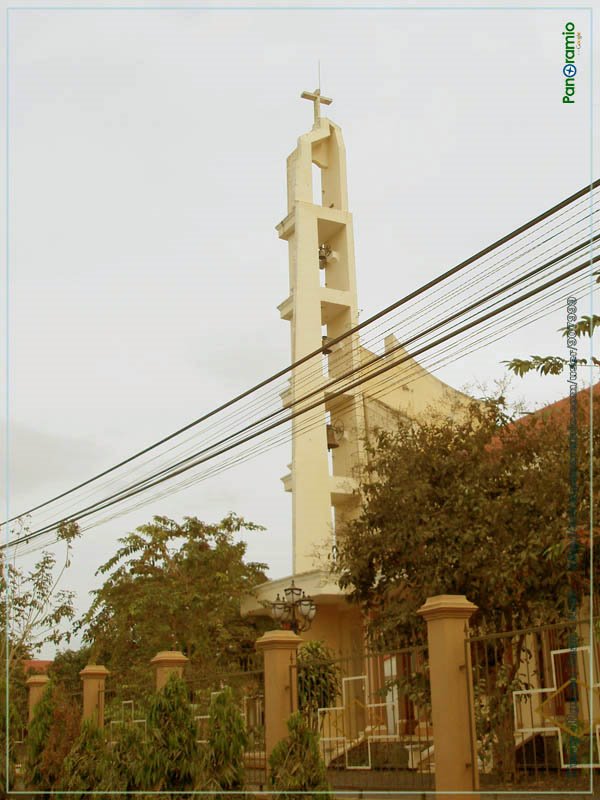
[22,659,53,674]
[511,383,599,427]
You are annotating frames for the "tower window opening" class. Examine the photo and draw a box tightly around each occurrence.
[312,163,323,206]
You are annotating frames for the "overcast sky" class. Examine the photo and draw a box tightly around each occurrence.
[2,0,597,649]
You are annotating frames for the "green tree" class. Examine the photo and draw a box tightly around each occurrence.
[24,681,54,790]
[268,711,331,800]
[78,514,269,690]
[96,722,148,793]
[1,520,79,796]
[503,313,600,376]
[58,719,107,797]
[145,672,200,794]
[297,641,340,732]
[203,686,248,795]
[24,680,81,793]
[49,646,91,694]
[336,392,598,645]
[336,353,598,783]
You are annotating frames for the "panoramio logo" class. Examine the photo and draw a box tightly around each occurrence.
[562,21,577,104]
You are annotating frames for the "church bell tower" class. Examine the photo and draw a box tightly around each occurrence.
[277,89,365,575]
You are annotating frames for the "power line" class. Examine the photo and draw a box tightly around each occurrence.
[4,178,599,527]
[26,203,598,533]
[8,214,600,541]
[8,252,598,550]
[13,268,595,559]
[10,221,599,542]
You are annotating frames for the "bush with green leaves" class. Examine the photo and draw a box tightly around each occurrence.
[0,684,18,800]
[58,719,107,797]
[24,681,54,789]
[297,641,340,732]
[269,711,331,800]
[145,672,200,793]
[79,514,269,691]
[97,721,148,793]
[0,657,28,795]
[23,680,82,793]
[202,686,247,794]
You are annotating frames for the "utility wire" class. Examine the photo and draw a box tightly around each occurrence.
[12,269,594,559]
[8,253,597,551]
[26,207,598,532]
[10,224,600,540]
[36,232,595,510]
[9,209,600,536]
[12,215,600,540]
[4,178,599,527]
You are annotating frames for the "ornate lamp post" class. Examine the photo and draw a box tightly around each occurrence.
[269,580,317,634]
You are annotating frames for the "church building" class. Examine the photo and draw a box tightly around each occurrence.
[241,90,470,652]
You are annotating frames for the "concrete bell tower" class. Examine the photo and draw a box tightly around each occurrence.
[241,89,469,652]
[277,89,365,575]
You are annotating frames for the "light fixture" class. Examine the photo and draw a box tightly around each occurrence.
[269,580,317,634]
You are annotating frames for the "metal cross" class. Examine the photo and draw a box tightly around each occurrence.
[301,88,333,125]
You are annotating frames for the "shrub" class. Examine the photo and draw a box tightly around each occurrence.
[269,711,331,800]
[24,681,54,789]
[145,672,200,792]
[297,641,340,731]
[38,687,81,789]
[1,665,27,797]
[24,681,81,793]
[203,686,247,794]
[97,721,148,793]
[58,719,107,797]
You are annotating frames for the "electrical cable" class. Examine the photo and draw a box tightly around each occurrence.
[4,179,598,527]
[8,253,597,551]
[12,269,595,560]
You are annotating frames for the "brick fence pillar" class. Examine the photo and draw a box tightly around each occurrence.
[25,674,50,723]
[255,629,301,762]
[418,594,479,800]
[79,665,110,727]
[150,650,188,690]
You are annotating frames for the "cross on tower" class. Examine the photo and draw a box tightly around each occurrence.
[301,88,333,125]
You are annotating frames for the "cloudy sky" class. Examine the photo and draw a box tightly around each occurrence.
[2,0,597,646]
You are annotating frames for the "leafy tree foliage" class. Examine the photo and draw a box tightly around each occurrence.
[78,514,269,688]
[504,314,600,376]
[203,685,247,795]
[1,520,79,795]
[24,681,81,793]
[49,646,91,694]
[336,393,599,645]
[2,520,79,668]
[58,719,107,797]
[145,672,200,793]
[297,641,340,732]
[96,722,148,793]
[24,682,54,790]
[269,711,331,800]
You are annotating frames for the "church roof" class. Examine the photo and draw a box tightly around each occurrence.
[510,382,599,429]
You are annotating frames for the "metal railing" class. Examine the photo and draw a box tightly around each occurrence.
[186,659,267,789]
[466,615,599,792]
[292,644,434,791]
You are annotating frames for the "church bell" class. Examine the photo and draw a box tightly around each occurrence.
[326,424,339,450]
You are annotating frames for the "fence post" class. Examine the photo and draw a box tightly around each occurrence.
[25,674,50,722]
[79,665,110,727]
[150,650,189,690]
[418,594,479,800]
[255,629,301,763]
